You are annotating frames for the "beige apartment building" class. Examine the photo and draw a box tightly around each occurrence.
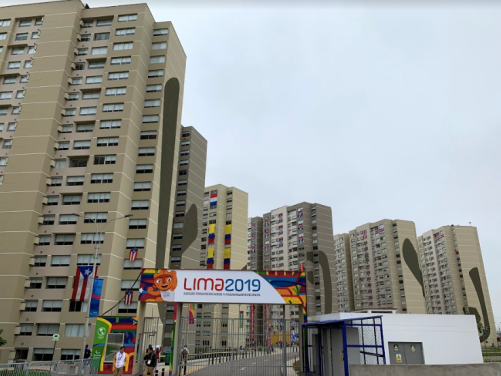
[345,219,426,314]
[418,225,496,344]
[0,0,186,362]
[333,234,353,312]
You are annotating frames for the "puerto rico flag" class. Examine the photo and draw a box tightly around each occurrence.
[264,218,269,227]
[124,290,133,306]
[297,208,303,217]
[71,266,94,302]
[129,248,138,261]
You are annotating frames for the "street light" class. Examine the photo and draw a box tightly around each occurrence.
[73,213,132,355]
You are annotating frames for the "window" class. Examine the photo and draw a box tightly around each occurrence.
[76,48,88,56]
[87,192,110,203]
[29,277,42,289]
[0,19,11,27]
[108,72,129,80]
[148,70,164,78]
[79,107,97,116]
[131,200,149,210]
[136,164,153,174]
[37,324,59,336]
[35,17,43,26]
[70,77,82,85]
[100,119,121,129]
[97,137,119,147]
[76,123,94,132]
[45,196,58,206]
[116,28,135,36]
[173,223,184,230]
[118,302,137,313]
[146,84,162,92]
[3,76,16,84]
[12,106,20,115]
[142,115,159,124]
[46,277,67,289]
[77,254,101,266]
[121,280,140,291]
[21,76,28,83]
[176,190,186,196]
[8,61,21,69]
[20,324,34,335]
[31,32,40,40]
[61,125,74,133]
[144,99,161,107]
[118,14,138,22]
[175,200,185,207]
[103,103,124,112]
[11,47,25,55]
[178,170,187,176]
[90,173,113,184]
[33,348,54,361]
[129,219,147,229]
[42,300,63,312]
[153,29,168,36]
[81,233,104,244]
[24,60,33,68]
[7,122,15,131]
[152,42,167,50]
[53,159,65,168]
[180,150,189,157]
[0,108,7,116]
[28,46,36,54]
[88,60,106,69]
[62,195,81,205]
[150,56,166,64]
[133,182,151,191]
[179,160,189,166]
[61,350,80,361]
[16,33,28,41]
[19,19,31,27]
[110,56,131,65]
[2,139,12,149]
[65,324,88,337]
[82,91,100,100]
[113,42,133,51]
[42,215,55,225]
[105,87,126,96]
[80,34,91,42]
[180,141,190,146]
[85,75,102,84]
[67,93,79,101]
[58,214,78,224]
[49,177,62,186]
[94,155,116,165]
[96,19,112,27]
[138,147,155,156]
[126,238,145,249]
[38,235,51,246]
[54,234,75,245]
[57,141,69,150]
[34,256,47,266]
[0,92,12,100]
[73,140,91,149]
[74,62,85,71]
[94,32,110,41]
[124,259,142,269]
[84,212,107,223]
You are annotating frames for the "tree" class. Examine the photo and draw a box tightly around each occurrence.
[0,328,6,347]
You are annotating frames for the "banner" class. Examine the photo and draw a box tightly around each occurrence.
[89,278,103,318]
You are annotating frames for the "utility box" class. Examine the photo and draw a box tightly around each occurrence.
[388,342,424,365]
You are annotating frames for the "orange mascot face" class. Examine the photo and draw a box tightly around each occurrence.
[153,271,177,291]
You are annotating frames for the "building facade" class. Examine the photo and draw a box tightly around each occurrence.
[0,0,186,362]
[418,225,496,344]
[333,233,353,312]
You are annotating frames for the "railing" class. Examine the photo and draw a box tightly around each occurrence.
[0,359,100,376]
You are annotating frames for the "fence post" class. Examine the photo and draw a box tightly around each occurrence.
[24,362,30,376]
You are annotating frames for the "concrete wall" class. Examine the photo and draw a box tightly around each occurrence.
[350,364,501,376]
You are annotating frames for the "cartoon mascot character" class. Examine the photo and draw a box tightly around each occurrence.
[147,270,178,302]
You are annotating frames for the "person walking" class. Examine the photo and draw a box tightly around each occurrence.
[143,347,157,376]
[180,346,189,374]
[113,347,126,376]
[83,345,91,365]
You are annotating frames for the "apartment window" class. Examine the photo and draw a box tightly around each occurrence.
[178,170,187,176]
[54,234,75,245]
[173,233,183,240]
[88,60,106,69]
[110,56,131,65]
[116,28,135,36]
[65,324,88,337]
[42,300,63,312]
[180,150,190,157]
[87,192,110,203]
[19,19,31,27]
[118,14,138,22]
[11,47,25,55]
[81,233,104,244]
[126,238,145,249]
[176,190,186,196]
[179,160,189,166]
[76,123,94,133]
[74,62,85,71]
[0,19,11,27]
[148,70,164,78]
[70,77,82,85]
[49,177,62,186]
[146,84,162,92]
[16,33,28,41]
[57,141,69,150]
[152,42,167,50]
[100,119,121,129]
[177,180,187,186]
[0,108,7,116]
[180,141,190,146]
[80,34,91,42]
[28,46,36,54]
[77,254,101,266]
[97,137,119,146]
[94,155,116,165]
[85,75,102,84]
[121,280,140,291]
[76,48,88,56]
[29,277,42,289]
[134,182,151,191]
[90,173,113,184]
[96,19,112,27]
[103,103,124,112]
[63,108,76,117]
[144,99,161,107]
[136,164,153,174]
[8,61,21,69]
[33,348,54,361]
[24,60,33,68]
[20,324,34,335]
[62,195,81,205]
[138,147,155,156]
[150,56,166,64]
[105,87,126,96]
[0,92,12,100]
[3,77,16,84]
[131,200,149,210]
[37,324,59,336]
[51,255,71,267]
[124,259,142,269]
[0,33,6,41]
[67,93,79,101]
[113,42,133,51]
[140,131,157,139]
[35,17,43,25]
[53,159,65,168]
[42,215,55,225]
[94,32,110,41]
[12,106,19,115]
[58,214,78,224]
[82,91,100,100]
[108,72,129,80]
[175,211,184,217]
[175,200,185,207]
[31,32,40,40]
[46,277,67,289]
[142,115,159,124]
[33,256,47,267]
[79,107,97,116]
[73,140,91,150]
[118,302,137,314]
[38,235,51,246]
[153,29,168,36]
[129,219,147,229]
[61,350,80,361]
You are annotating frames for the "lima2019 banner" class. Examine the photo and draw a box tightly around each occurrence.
[139,269,306,309]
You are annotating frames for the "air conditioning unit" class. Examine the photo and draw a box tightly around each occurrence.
[67,78,73,85]
[50,160,56,168]
[45,178,51,186]
[42,196,48,205]
[64,93,69,100]
[79,20,84,27]
[76,34,81,41]
[70,63,76,70]
[24,279,31,288]
[53,142,60,149]
[61,108,67,115]
[19,301,26,311]
[14,326,21,335]
[29,258,35,266]
[37,217,44,224]
[74,48,79,55]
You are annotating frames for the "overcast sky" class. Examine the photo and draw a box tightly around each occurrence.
[5,0,500,326]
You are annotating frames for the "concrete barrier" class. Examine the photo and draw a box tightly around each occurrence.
[350,364,501,376]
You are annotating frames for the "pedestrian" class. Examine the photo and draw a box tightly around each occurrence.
[155,346,161,360]
[113,347,126,376]
[143,347,157,376]
[83,345,91,366]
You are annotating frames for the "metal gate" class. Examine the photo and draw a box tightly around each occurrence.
[176,316,299,376]
[137,317,161,375]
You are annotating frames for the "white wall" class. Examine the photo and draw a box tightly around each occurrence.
[311,312,483,365]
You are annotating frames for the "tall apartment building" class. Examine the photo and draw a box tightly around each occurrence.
[345,219,426,314]
[418,225,496,343]
[0,0,186,362]
[197,184,248,348]
[333,234,353,312]
[247,217,263,271]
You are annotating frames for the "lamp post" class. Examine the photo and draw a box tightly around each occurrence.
[73,213,132,356]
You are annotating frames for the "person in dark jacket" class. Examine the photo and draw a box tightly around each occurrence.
[143,347,157,376]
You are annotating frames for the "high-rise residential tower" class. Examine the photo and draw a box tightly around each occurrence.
[333,233,353,312]
[0,0,186,362]
[418,225,496,344]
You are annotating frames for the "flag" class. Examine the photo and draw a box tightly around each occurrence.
[124,290,133,306]
[129,248,138,261]
[189,303,195,324]
[300,263,304,272]
[71,265,94,302]
[89,278,103,318]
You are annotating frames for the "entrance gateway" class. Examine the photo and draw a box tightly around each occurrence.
[92,269,307,376]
